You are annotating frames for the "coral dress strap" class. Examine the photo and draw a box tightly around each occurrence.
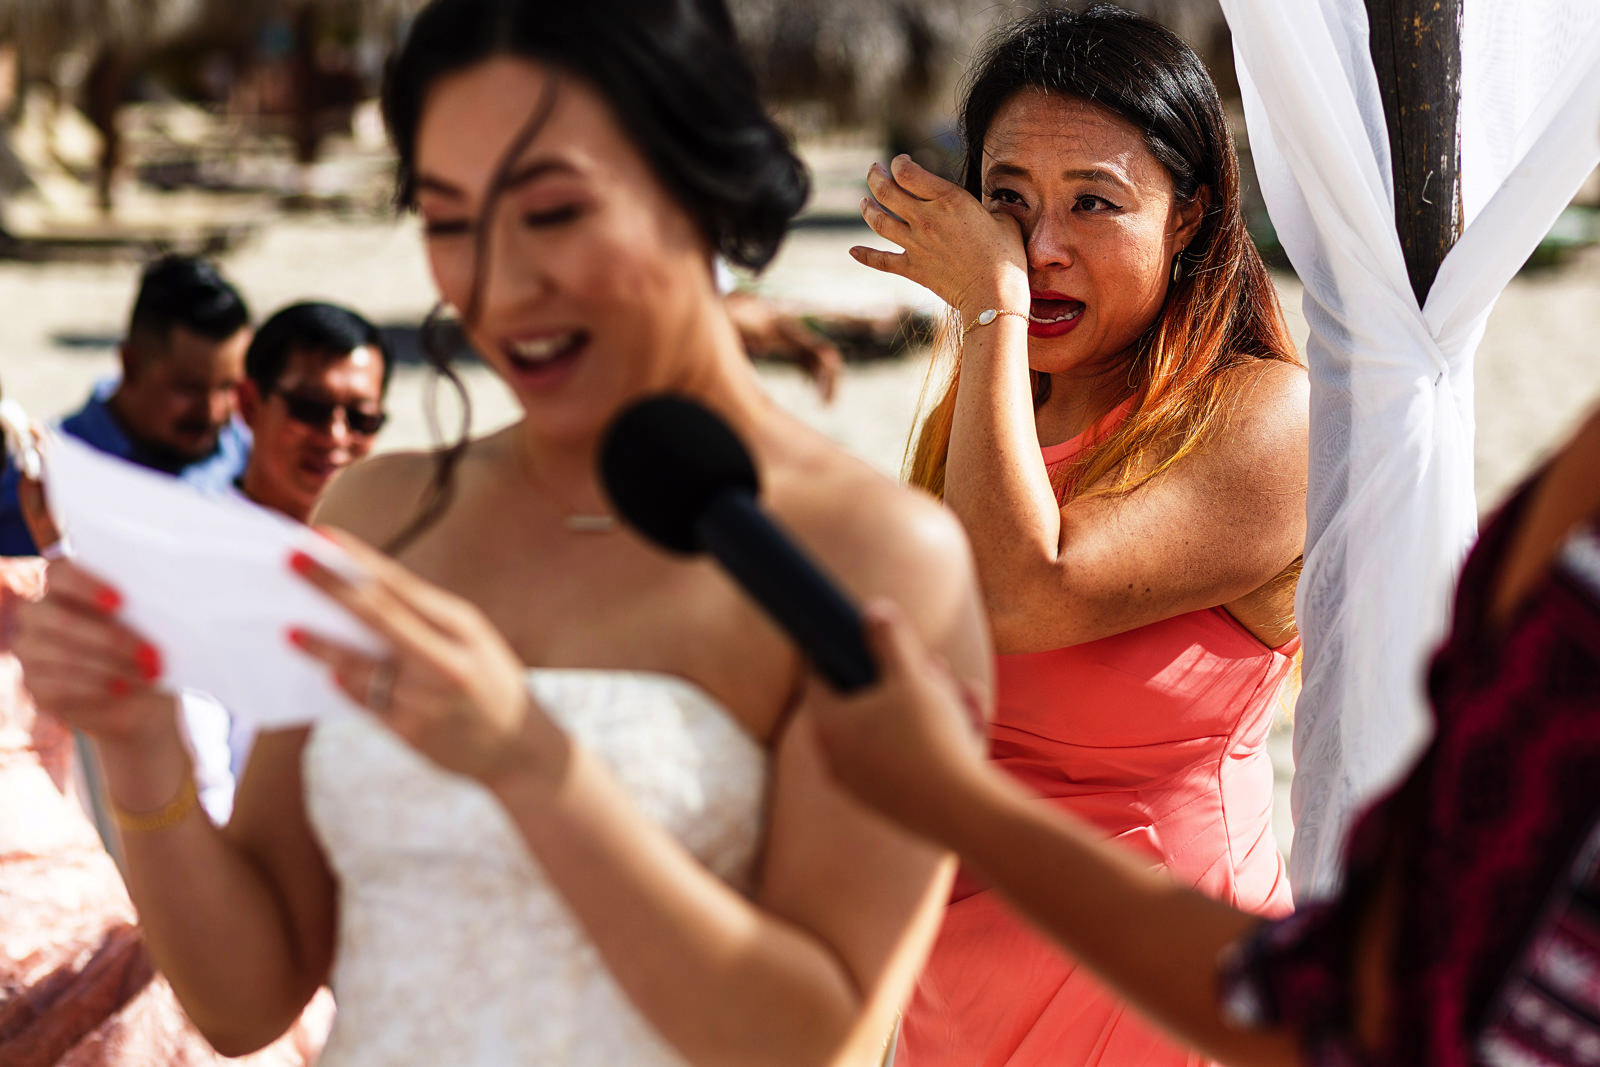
[1039,398,1137,467]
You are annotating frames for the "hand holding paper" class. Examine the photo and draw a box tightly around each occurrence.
[39,432,386,732]
[287,531,562,789]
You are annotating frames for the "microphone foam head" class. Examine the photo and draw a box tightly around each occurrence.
[598,393,759,554]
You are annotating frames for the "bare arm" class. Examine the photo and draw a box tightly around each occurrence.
[14,565,335,1055]
[852,153,1307,654]
[947,355,1308,652]
[940,763,1300,1067]
[489,711,954,1066]
[809,602,1303,1067]
[8,450,466,1051]
[494,499,992,1066]
[108,727,336,1053]
[293,480,991,1066]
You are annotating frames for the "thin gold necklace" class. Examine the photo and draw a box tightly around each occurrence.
[514,438,619,534]
[563,512,618,534]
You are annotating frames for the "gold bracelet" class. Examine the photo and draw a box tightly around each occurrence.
[111,771,199,834]
[965,307,1028,331]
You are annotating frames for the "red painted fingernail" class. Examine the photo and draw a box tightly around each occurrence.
[135,643,162,681]
[94,587,122,613]
[289,550,316,575]
[108,677,131,697]
[286,627,308,649]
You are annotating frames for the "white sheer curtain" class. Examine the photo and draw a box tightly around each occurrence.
[1218,0,1600,898]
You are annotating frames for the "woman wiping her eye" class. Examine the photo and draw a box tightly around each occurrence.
[849,6,1307,1065]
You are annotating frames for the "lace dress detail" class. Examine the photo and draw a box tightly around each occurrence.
[304,669,768,1066]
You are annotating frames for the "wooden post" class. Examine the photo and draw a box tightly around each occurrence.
[1365,0,1464,303]
[0,46,18,119]
[290,3,325,168]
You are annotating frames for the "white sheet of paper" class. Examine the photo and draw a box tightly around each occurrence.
[42,431,387,731]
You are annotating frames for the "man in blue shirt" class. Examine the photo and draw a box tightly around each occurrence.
[0,255,253,556]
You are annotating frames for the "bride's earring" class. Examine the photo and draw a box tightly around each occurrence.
[1171,254,1184,283]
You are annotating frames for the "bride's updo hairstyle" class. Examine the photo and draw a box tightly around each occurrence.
[383,0,808,272]
[909,3,1298,504]
[379,0,809,550]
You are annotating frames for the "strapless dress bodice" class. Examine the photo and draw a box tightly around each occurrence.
[304,669,768,1066]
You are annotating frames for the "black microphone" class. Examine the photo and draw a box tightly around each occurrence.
[598,394,878,693]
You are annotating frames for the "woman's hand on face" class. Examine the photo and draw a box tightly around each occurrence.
[806,599,992,844]
[287,530,569,790]
[10,560,178,750]
[852,154,1031,321]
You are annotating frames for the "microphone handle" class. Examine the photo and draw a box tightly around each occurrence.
[696,491,879,693]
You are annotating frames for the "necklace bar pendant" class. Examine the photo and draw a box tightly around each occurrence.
[565,513,619,533]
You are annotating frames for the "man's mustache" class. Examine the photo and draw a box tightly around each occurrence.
[174,419,220,437]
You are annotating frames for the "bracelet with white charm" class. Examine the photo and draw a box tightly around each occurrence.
[965,308,1028,331]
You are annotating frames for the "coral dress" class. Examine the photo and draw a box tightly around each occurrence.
[898,416,1296,1067]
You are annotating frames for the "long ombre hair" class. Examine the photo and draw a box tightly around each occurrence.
[909,5,1299,504]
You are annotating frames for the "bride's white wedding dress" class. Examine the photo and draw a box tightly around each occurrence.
[304,669,768,1066]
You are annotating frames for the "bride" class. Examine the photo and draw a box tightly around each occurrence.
[12,0,991,1063]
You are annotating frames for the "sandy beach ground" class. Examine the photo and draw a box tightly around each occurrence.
[2,141,1596,859]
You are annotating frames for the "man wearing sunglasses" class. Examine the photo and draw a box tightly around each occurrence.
[236,302,393,524]
[196,302,394,808]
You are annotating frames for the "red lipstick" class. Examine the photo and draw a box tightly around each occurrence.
[1027,290,1086,339]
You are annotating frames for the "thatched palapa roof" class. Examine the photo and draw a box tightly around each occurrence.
[731,0,1234,130]
[179,0,423,46]
[0,0,423,66]
[0,0,203,59]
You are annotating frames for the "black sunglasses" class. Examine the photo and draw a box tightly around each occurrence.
[274,390,388,436]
